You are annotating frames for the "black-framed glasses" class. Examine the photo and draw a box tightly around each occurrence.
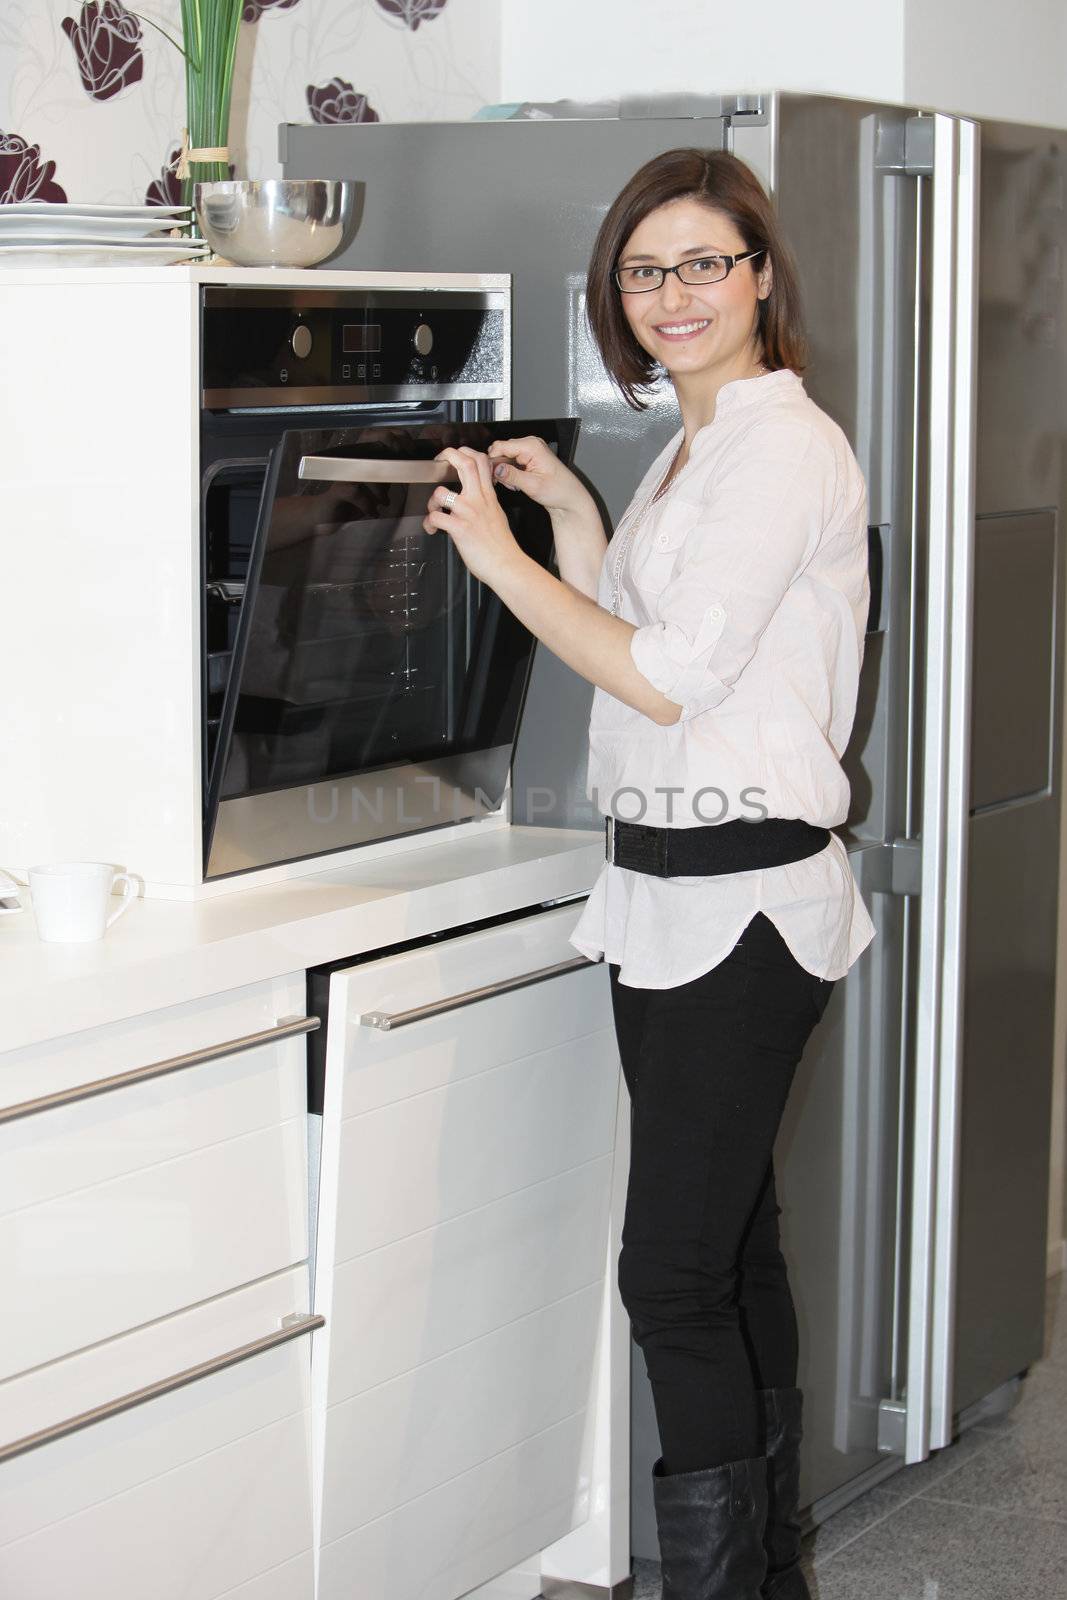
[613,249,766,293]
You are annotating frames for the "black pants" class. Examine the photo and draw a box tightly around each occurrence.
[609,911,834,1476]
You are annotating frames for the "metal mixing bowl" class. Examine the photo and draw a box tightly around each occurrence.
[193,179,355,268]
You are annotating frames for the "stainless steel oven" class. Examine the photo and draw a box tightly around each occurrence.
[199,284,576,881]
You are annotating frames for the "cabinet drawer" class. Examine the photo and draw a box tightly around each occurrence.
[0,1266,316,1600]
[0,974,311,1380]
[0,974,307,1109]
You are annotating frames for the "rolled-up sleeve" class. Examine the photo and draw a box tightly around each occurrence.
[629,419,831,720]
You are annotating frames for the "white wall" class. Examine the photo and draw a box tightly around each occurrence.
[0,0,500,206]
[905,0,1067,128]
[499,0,906,106]
[499,0,1067,130]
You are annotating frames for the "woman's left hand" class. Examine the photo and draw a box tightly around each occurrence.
[423,447,525,590]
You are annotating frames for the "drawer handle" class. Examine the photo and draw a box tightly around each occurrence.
[361,955,594,1031]
[0,1312,324,1467]
[0,1015,320,1126]
[298,456,461,485]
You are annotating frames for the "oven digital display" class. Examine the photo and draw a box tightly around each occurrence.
[342,324,383,354]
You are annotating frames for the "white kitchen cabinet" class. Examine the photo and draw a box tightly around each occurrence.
[218,1553,317,1599]
[0,1265,317,1600]
[311,902,629,1600]
[0,973,312,1381]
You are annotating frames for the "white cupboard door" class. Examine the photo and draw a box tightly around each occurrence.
[313,904,623,1600]
[216,1553,317,1600]
[0,1267,316,1600]
[0,975,311,1379]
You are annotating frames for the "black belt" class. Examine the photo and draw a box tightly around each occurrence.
[605,816,831,878]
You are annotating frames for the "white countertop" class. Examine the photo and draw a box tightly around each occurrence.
[0,828,602,1054]
[0,263,509,290]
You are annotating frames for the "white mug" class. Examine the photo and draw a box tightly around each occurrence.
[28,862,138,943]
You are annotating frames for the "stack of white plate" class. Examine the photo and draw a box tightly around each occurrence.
[0,202,212,267]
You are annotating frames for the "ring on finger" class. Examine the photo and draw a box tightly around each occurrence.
[443,489,458,512]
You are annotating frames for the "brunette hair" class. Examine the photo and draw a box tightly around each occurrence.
[586,147,807,409]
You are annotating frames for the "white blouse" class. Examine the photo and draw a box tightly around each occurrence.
[569,368,876,986]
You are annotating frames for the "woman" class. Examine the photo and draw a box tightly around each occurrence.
[424,148,875,1600]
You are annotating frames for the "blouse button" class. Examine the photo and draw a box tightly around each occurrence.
[710,604,725,620]
[657,533,669,547]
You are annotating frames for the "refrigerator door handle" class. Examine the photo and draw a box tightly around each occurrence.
[905,113,980,1464]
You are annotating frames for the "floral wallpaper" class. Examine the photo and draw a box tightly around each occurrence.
[0,0,499,204]
[62,2,145,104]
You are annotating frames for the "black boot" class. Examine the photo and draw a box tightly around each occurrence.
[757,1387,810,1599]
[652,1455,769,1599]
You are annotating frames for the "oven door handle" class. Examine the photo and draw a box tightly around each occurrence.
[297,457,462,485]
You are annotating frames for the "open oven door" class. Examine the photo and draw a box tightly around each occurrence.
[203,418,579,881]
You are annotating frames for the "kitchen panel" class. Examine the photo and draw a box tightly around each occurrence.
[0,976,309,1382]
[321,1282,602,1541]
[317,1412,589,1600]
[325,1155,612,1401]
[1,1414,313,1600]
[0,1034,303,1216]
[0,972,306,1111]
[0,1266,314,1600]
[337,961,607,1118]
[311,901,627,1597]
[218,1553,317,1600]
[1,1119,308,1380]
[333,1026,618,1260]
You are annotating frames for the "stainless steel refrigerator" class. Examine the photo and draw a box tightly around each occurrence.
[283,91,1065,1547]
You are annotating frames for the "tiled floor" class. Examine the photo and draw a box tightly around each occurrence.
[631,1272,1066,1599]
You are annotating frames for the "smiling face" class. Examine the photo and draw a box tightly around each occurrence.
[617,197,773,395]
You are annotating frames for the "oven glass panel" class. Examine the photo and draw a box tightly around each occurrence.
[206,419,578,829]
[203,464,265,772]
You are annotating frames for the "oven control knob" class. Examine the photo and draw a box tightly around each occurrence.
[412,322,434,357]
[290,324,313,360]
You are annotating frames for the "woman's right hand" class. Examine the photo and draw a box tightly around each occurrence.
[487,436,594,519]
